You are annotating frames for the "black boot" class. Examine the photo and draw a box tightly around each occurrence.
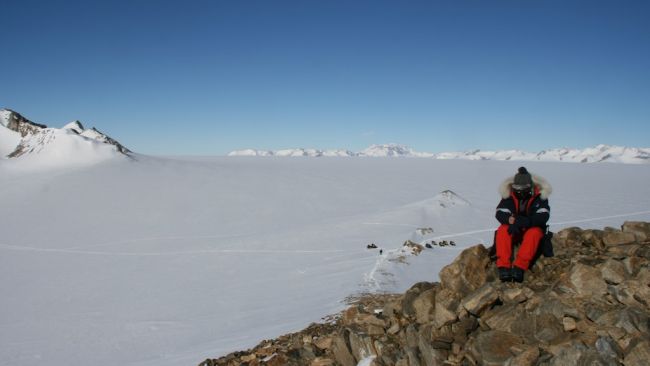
[512,267,525,283]
[498,267,512,282]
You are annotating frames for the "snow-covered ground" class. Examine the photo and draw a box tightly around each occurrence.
[1,156,649,366]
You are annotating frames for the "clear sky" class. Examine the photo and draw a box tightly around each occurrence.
[2,0,649,155]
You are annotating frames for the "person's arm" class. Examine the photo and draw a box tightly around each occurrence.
[495,199,514,225]
[529,199,550,227]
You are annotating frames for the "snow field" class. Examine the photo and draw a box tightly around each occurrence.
[1,157,649,366]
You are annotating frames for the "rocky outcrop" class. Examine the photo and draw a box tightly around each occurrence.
[199,221,650,366]
[0,109,46,137]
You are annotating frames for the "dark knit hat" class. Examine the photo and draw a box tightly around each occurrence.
[512,167,533,190]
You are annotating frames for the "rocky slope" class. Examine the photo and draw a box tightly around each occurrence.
[199,221,650,366]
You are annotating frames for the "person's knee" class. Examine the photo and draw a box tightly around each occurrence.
[497,224,510,235]
[525,227,544,239]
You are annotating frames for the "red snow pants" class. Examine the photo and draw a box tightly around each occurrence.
[496,224,544,270]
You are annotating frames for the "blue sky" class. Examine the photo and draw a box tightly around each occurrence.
[2,0,649,155]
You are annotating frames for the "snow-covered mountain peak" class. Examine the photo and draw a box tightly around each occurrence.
[63,120,85,134]
[360,143,433,158]
[1,108,132,169]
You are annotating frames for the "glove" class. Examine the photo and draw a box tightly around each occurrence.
[515,216,531,228]
[507,224,521,235]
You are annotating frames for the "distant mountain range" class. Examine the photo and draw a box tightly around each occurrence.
[2,108,649,166]
[229,143,650,163]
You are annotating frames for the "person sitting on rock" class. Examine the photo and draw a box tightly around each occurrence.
[495,167,552,282]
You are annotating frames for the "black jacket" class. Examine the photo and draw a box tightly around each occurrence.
[495,187,550,229]
[495,172,552,229]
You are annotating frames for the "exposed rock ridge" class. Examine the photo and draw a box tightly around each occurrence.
[0,109,47,137]
[200,221,650,366]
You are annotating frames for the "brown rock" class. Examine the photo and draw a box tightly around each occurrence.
[554,227,583,250]
[622,256,646,276]
[600,259,627,284]
[534,313,566,344]
[413,288,436,324]
[348,332,375,363]
[501,287,533,303]
[562,317,577,332]
[439,245,490,297]
[506,346,539,366]
[581,229,606,250]
[310,358,335,366]
[418,324,448,366]
[240,354,256,362]
[331,335,356,366]
[624,339,650,366]
[402,282,436,318]
[622,221,650,242]
[462,283,499,316]
[314,337,333,350]
[261,353,287,366]
[603,228,637,246]
[548,343,612,366]
[568,263,608,298]
[609,280,646,308]
[433,288,460,327]
[596,308,650,335]
[468,330,523,366]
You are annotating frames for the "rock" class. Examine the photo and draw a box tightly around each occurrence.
[418,325,448,366]
[622,221,650,242]
[405,324,419,348]
[554,227,583,250]
[387,323,400,335]
[581,229,606,250]
[403,240,425,255]
[596,308,650,335]
[484,304,527,334]
[534,313,567,344]
[348,332,375,363]
[261,353,287,366]
[240,354,256,362]
[506,346,539,366]
[600,259,627,284]
[356,314,386,328]
[624,339,650,366]
[567,263,608,298]
[623,256,646,276]
[533,296,580,320]
[439,245,490,297]
[331,335,356,366]
[595,336,622,360]
[462,283,499,316]
[501,287,533,303]
[314,337,333,350]
[468,330,523,366]
[603,228,637,246]
[433,288,460,327]
[413,288,436,324]
[310,357,335,366]
[402,282,436,318]
[562,317,577,331]
[609,280,646,308]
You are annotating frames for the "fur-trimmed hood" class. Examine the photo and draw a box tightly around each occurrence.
[499,172,552,200]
